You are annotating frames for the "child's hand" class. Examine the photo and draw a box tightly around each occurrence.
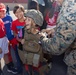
[21,39,25,44]
[0,48,2,54]
[16,37,21,42]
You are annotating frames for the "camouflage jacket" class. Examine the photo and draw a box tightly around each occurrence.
[40,0,76,55]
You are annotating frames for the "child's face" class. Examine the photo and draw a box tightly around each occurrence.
[25,17,35,30]
[0,10,6,18]
[25,17,32,29]
[14,8,24,20]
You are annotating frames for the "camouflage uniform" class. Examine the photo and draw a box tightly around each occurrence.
[40,0,76,75]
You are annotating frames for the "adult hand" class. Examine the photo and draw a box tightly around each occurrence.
[38,32,47,39]
[41,28,55,37]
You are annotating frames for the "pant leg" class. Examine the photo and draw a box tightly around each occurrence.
[13,45,23,73]
[33,69,39,75]
[7,44,13,62]
[10,45,23,73]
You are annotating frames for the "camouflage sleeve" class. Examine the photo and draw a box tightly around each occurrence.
[40,0,76,55]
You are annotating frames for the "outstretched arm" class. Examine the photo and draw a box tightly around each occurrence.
[40,0,76,55]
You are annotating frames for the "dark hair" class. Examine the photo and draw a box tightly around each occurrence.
[13,4,25,14]
[28,1,39,10]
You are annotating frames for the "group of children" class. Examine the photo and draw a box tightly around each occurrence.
[0,3,25,75]
[0,0,62,75]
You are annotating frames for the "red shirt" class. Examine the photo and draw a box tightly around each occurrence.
[11,19,25,45]
[11,19,25,34]
[0,19,6,38]
[45,11,59,26]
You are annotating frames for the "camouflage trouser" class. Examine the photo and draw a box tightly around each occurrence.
[64,49,76,75]
[67,67,76,75]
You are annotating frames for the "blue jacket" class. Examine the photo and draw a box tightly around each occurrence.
[2,15,14,40]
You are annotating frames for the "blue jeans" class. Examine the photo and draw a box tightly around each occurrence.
[13,45,23,73]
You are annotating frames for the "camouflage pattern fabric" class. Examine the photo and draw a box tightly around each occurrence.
[67,67,76,75]
[40,0,76,75]
[25,9,43,26]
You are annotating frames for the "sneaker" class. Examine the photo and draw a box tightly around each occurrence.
[48,63,52,69]
[7,67,18,74]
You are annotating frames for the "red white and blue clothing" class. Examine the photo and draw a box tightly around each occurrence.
[0,19,6,38]
[11,19,25,34]
[2,15,14,40]
[0,19,8,58]
[11,19,25,72]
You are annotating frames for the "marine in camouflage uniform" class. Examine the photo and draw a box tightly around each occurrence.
[40,0,76,75]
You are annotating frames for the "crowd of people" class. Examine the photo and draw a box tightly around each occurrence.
[0,0,76,75]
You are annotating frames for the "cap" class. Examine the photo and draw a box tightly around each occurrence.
[0,3,6,11]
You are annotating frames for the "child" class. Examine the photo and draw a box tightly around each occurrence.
[18,9,49,75]
[2,3,14,67]
[0,18,8,74]
[0,3,17,74]
[11,4,26,73]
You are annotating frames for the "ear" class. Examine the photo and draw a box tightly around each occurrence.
[31,19,36,26]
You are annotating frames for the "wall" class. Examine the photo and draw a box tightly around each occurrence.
[4,3,28,10]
